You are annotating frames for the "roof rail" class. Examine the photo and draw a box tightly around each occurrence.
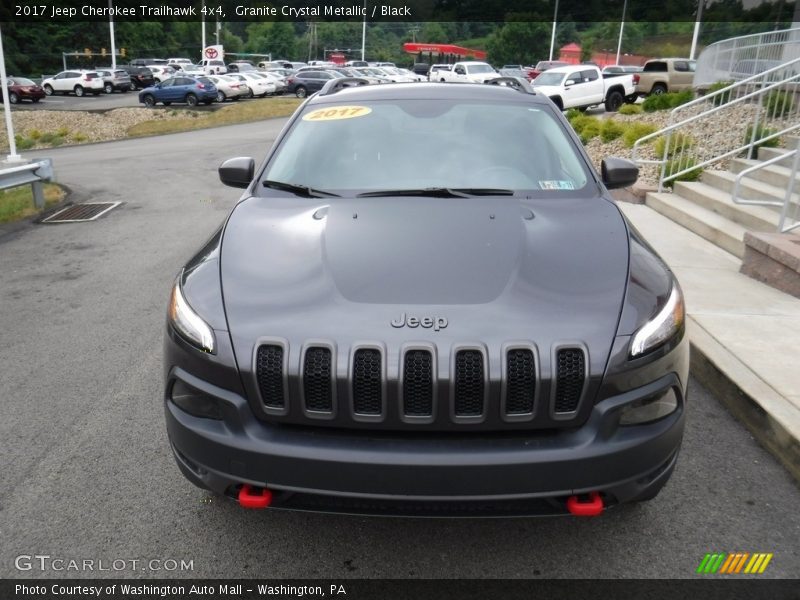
[318,77,370,96]
[484,76,535,95]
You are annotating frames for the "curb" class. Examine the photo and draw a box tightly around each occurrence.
[688,316,800,483]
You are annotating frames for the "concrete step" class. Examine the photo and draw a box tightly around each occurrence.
[672,181,780,231]
[701,170,800,212]
[645,191,747,258]
[730,157,800,190]
[758,146,799,168]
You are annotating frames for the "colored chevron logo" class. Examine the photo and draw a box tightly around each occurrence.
[696,552,774,574]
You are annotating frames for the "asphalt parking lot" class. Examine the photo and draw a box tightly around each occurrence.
[0,120,798,579]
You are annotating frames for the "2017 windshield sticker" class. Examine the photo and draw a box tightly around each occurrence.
[539,180,575,190]
[303,106,372,122]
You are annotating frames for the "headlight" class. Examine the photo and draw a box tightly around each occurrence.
[630,283,684,358]
[167,279,216,354]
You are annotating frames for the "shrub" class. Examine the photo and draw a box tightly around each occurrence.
[618,103,642,115]
[579,120,601,144]
[14,135,35,150]
[764,91,794,117]
[49,136,65,147]
[565,108,583,121]
[71,132,88,143]
[622,122,658,148]
[56,127,70,137]
[599,119,625,142]
[663,155,703,187]
[654,132,694,158]
[706,80,733,107]
[743,124,780,152]
[37,132,57,144]
[643,90,694,112]
[27,129,42,140]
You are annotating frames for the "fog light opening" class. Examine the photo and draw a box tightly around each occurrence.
[170,379,223,420]
[619,388,678,426]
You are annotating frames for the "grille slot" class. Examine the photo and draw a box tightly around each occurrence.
[303,347,333,412]
[403,350,434,416]
[352,349,382,415]
[454,350,485,417]
[554,348,586,414]
[506,349,535,414]
[256,345,285,408]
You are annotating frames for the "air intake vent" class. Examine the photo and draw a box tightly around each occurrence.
[403,350,433,417]
[554,348,586,414]
[506,349,535,414]
[352,349,382,415]
[255,345,285,408]
[454,350,484,417]
[303,347,333,412]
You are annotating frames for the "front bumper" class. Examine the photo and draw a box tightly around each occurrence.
[165,368,685,516]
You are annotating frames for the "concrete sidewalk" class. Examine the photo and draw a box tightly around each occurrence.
[619,203,800,480]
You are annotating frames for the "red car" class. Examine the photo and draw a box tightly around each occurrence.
[3,77,46,104]
[529,61,570,80]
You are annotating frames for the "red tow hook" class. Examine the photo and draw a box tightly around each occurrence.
[566,491,604,517]
[238,484,273,509]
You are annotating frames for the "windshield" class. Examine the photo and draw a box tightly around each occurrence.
[534,72,566,86]
[467,64,495,74]
[262,100,590,195]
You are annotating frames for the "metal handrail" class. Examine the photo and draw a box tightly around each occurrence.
[0,159,54,209]
[732,148,800,233]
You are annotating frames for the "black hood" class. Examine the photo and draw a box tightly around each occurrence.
[220,194,629,378]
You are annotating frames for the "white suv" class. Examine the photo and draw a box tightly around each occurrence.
[42,70,105,96]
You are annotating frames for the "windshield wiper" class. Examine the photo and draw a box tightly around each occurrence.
[357,187,514,198]
[263,180,340,198]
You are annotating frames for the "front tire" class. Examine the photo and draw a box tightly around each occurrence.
[104,83,113,94]
[294,85,307,98]
[216,91,226,102]
[74,85,84,97]
[142,94,156,107]
[605,90,624,112]
[185,93,198,107]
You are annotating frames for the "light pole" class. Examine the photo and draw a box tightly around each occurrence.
[689,0,705,60]
[549,0,560,61]
[0,25,21,162]
[201,0,206,57]
[615,0,628,65]
[108,0,117,69]
[361,0,367,60]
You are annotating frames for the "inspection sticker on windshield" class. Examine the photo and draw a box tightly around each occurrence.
[303,106,372,122]
[539,180,575,190]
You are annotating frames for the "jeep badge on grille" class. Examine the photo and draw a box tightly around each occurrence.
[391,313,448,331]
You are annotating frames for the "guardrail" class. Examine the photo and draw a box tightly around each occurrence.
[732,148,800,233]
[694,27,800,89]
[632,57,800,192]
[0,159,54,209]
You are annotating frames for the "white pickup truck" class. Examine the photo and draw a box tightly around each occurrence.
[532,64,637,112]
[437,61,498,84]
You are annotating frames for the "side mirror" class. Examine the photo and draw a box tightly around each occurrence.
[601,157,639,189]
[219,157,255,189]
[565,79,576,86]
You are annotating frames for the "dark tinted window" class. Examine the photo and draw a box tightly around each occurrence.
[644,61,668,72]
[580,69,598,82]
[674,61,689,72]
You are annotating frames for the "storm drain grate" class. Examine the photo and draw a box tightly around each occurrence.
[42,202,121,223]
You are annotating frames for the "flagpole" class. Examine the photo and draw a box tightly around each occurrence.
[549,0,559,62]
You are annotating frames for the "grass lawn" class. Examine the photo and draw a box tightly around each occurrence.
[0,183,66,224]
[127,97,302,137]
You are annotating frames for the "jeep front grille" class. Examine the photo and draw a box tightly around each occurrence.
[403,349,434,416]
[303,347,333,412]
[255,344,285,408]
[553,348,586,414]
[506,349,535,414]
[352,349,382,415]
[454,350,485,417]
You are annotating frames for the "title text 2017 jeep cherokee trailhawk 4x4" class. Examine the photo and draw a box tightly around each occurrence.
[163,80,689,517]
